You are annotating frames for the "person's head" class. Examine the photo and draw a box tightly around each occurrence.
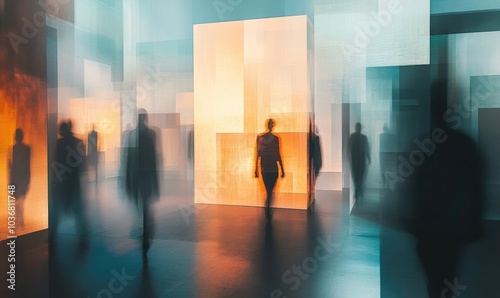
[59,120,73,138]
[14,128,24,144]
[138,108,148,128]
[355,122,362,133]
[266,118,275,131]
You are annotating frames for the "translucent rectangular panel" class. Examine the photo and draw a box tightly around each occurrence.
[431,0,500,14]
[0,74,48,239]
[315,0,429,68]
[194,15,313,209]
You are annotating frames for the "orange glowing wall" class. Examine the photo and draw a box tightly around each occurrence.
[0,73,48,240]
[194,15,314,210]
[1,1,50,239]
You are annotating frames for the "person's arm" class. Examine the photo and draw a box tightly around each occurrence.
[277,138,285,178]
[254,137,260,178]
[278,160,285,178]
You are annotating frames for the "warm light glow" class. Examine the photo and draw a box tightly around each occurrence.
[0,72,48,239]
[66,97,121,175]
[194,15,314,209]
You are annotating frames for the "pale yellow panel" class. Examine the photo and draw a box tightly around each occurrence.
[194,16,313,209]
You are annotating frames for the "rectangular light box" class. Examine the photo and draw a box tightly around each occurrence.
[194,15,314,209]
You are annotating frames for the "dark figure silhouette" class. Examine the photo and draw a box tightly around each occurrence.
[50,121,89,248]
[125,109,159,255]
[87,125,98,182]
[348,122,371,201]
[408,80,485,298]
[313,126,323,180]
[187,129,194,164]
[8,128,30,228]
[379,123,395,185]
[309,122,323,178]
[255,119,285,220]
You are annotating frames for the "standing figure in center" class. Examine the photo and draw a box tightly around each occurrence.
[348,122,371,202]
[255,119,285,221]
[125,109,159,256]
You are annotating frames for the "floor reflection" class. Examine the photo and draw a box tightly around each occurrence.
[4,177,498,297]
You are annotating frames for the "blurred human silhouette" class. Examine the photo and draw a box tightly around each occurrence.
[125,109,159,255]
[311,124,323,183]
[187,129,194,164]
[379,123,395,185]
[348,122,371,201]
[8,128,31,228]
[254,119,285,221]
[87,124,98,183]
[50,120,89,248]
[408,80,485,298]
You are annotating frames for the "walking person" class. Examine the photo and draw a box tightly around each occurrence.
[50,121,90,249]
[348,122,371,202]
[255,119,285,221]
[125,109,159,256]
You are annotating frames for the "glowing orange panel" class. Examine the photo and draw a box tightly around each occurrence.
[0,73,48,239]
[194,15,313,210]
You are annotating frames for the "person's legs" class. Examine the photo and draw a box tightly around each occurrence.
[142,196,154,254]
[73,192,89,248]
[262,172,278,220]
[417,239,462,298]
[352,168,361,199]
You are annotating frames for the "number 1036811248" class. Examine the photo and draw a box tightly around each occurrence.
[7,185,16,233]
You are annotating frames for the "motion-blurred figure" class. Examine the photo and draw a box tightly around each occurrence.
[379,123,395,185]
[8,128,30,228]
[125,109,159,255]
[409,80,485,298]
[348,122,371,201]
[255,119,285,221]
[50,121,89,248]
[312,125,323,183]
[87,124,98,183]
[187,129,194,164]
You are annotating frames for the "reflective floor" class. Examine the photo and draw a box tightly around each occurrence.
[1,178,499,297]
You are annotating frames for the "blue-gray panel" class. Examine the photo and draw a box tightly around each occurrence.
[192,0,312,24]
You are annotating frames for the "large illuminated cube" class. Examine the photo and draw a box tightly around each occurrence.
[194,15,314,210]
